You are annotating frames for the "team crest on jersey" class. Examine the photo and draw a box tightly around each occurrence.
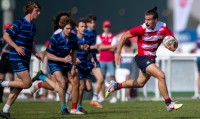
[48,44,52,48]
[10,25,14,29]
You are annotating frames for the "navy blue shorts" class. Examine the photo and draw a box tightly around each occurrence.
[10,61,30,72]
[135,55,155,72]
[77,63,92,80]
[88,61,101,69]
[49,64,71,77]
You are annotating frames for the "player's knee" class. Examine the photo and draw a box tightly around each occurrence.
[138,83,145,88]
[23,82,32,89]
[96,77,104,85]
[85,86,92,92]
[79,83,85,91]
[157,71,165,80]
[60,83,66,90]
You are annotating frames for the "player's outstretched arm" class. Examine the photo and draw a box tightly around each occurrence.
[116,31,132,64]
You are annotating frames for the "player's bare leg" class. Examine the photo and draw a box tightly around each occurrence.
[68,70,84,115]
[0,70,32,118]
[34,71,69,115]
[77,79,86,113]
[146,64,169,99]
[90,68,104,108]
[85,79,92,92]
[66,83,72,104]
[106,64,183,111]
[29,75,55,95]
[1,70,32,89]
[99,80,105,102]
[53,72,69,114]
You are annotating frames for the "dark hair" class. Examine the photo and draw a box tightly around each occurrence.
[145,6,158,19]
[23,1,41,15]
[124,39,131,47]
[86,15,97,23]
[52,11,72,31]
[60,19,75,30]
[76,18,86,27]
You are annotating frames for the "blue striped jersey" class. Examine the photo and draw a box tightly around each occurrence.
[76,35,91,63]
[46,32,78,66]
[6,17,36,63]
[84,28,98,61]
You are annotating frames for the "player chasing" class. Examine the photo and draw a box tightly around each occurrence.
[105,6,183,111]
[85,15,104,108]
[0,1,42,119]
[75,18,96,113]
[32,19,84,115]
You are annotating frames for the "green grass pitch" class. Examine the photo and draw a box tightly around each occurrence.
[0,100,200,119]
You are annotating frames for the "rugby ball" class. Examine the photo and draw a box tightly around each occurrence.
[163,36,178,50]
[163,36,175,46]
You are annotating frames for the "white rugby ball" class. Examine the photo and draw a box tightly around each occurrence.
[163,36,175,46]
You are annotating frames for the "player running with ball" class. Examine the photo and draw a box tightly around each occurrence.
[105,6,183,111]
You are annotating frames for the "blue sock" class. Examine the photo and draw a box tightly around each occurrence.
[61,104,67,111]
[77,104,82,109]
[39,75,47,82]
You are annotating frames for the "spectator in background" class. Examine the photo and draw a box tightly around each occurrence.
[96,20,118,103]
[0,23,14,103]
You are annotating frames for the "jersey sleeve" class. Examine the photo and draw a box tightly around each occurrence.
[111,36,118,46]
[46,36,57,54]
[163,26,174,36]
[96,35,102,44]
[129,26,144,37]
[6,20,22,37]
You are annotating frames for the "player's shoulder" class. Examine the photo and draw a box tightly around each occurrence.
[50,33,60,42]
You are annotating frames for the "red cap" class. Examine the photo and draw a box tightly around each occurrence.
[103,20,111,27]
[4,23,11,30]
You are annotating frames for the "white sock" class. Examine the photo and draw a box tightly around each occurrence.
[92,93,98,101]
[3,104,10,113]
[66,92,71,103]
[1,81,9,87]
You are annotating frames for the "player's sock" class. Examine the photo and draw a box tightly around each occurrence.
[66,92,71,103]
[92,93,98,101]
[77,104,82,109]
[3,104,10,113]
[38,82,43,88]
[71,103,77,109]
[39,75,47,82]
[114,83,123,90]
[1,81,9,87]
[61,104,67,111]
[164,97,172,106]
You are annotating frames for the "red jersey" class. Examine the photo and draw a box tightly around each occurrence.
[98,33,115,62]
[129,21,174,60]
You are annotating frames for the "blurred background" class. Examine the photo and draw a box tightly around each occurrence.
[1,0,200,52]
[1,0,200,101]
